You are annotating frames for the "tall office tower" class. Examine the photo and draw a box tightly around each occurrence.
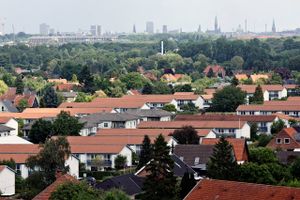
[90,25,97,36]
[162,25,168,33]
[197,25,202,33]
[39,23,49,35]
[245,19,248,33]
[133,24,136,33]
[214,16,218,32]
[146,21,154,34]
[97,25,102,36]
[272,19,276,33]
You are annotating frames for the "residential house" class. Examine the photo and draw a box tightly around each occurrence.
[203,65,226,78]
[137,121,251,139]
[0,100,18,113]
[0,144,79,179]
[234,74,248,81]
[135,154,196,178]
[60,98,150,113]
[160,73,185,85]
[58,92,78,102]
[70,144,132,170]
[238,85,287,102]
[66,135,177,156]
[250,74,269,83]
[0,117,18,136]
[285,84,298,96]
[174,114,289,135]
[96,173,144,197]
[201,94,213,109]
[96,128,217,141]
[200,138,249,164]
[237,104,300,118]
[0,136,32,144]
[126,90,141,96]
[0,165,15,196]
[184,179,300,200]
[125,109,173,121]
[267,127,300,151]
[0,125,15,137]
[47,78,68,84]
[174,145,214,175]
[33,173,78,200]
[79,113,140,136]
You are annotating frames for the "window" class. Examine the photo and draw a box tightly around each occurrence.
[229,129,235,133]
[284,138,290,144]
[276,138,282,144]
[103,123,108,128]
[1,106,4,111]
[194,157,200,165]
[249,111,254,115]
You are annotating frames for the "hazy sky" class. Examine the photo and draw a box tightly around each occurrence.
[0,0,299,34]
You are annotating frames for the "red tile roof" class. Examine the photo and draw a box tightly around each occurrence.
[201,138,248,162]
[284,84,297,89]
[0,165,6,172]
[0,117,12,124]
[48,79,68,84]
[33,174,78,200]
[0,88,17,101]
[175,114,277,122]
[97,128,212,137]
[237,104,300,111]
[70,144,126,154]
[56,83,78,92]
[0,154,35,163]
[267,127,300,150]
[0,144,40,163]
[288,96,300,101]
[203,65,225,74]
[235,74,248,81]
[238,85,284,93]
[250,74,269,82]
[264,101,300,106]
[185,179,300,200]
[13,94,37,107]
[138,121,247,129]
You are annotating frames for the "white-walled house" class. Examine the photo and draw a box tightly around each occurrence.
[79,113,141,136]
[0,165,15,196]
[125,109,174,122]
[0,100,18,113]
[70,144,132,170]
[138,121,251,139]
[0,144,79,179]
[0,118,18,136]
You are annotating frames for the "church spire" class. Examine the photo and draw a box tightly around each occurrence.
[272,19,276,33]
[133,24,136,33]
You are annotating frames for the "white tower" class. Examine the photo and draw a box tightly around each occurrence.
[161,41,164,55]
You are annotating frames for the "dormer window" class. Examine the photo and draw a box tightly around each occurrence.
[284,138,290,144]
[194,157,200,165]
[276,138,282,144]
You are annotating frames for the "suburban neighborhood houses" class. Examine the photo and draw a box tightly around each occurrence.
[3,6,300,198]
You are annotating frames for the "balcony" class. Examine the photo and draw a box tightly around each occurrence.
[87,159,112,167]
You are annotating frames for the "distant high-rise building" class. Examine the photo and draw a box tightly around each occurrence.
[90,25,97,36]
[245,19,248,33]
[197,25,202,33]
[162,25,168,33]
[133,24,136,33]
[0,18,5,36]
[214,16,218,32]
[49,28,55,35]
[39,23,49,35]
[97,25,102,36]
[146,21,154,34]
[272,19,276,33]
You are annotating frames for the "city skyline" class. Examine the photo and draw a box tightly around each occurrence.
[0,0,300,34]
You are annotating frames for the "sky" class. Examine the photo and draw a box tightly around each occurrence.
[0,0,299,34]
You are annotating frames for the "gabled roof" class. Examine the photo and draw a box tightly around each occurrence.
[0,124,14,132]
[13,94,37,107]
[125,109,173,118]
[0,136,32,144]
[267,127,300,150]
[33,174,78,200]
[55,83,78,92]
[175,114,277,122]
[0,144,40,153]
[235,74,248,81]
[96,128,213,138]
[65,135,173,146]
[0,117,13,124]
[137,121,247,129]
[250,74,269,82]
[184,179,300,200]
[0,165,15,173]
[238,85,284,93]
[1,100,18,112]
[70,144,127,154]
[264,100,300,106]
[96,173,144,196]
[201,138,248,162]
[47,78,68,84]
[288,96,300,101]
[203,65,225,74]
[174,145,214,167]
[237,104,300,111]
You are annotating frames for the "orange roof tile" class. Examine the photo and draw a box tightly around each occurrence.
[237,104,300,111]
[0,154,35,163]
[235,74,248,81]
[238,85,284,94]
[48,79,68,84]
[250,74,269,82]
[0,117,12,124]
[33,174,78,200]
[201,138,248,161]
[138,121,247,129]
[185,179,300,200]
[287,96,300,101]
[70,144,126,154]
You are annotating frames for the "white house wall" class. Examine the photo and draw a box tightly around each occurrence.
[0,167,15,196]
